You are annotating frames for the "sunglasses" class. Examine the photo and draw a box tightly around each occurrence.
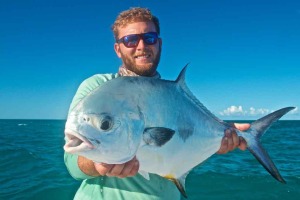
[116,32,159,48]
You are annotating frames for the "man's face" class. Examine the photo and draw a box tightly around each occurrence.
[114,21,162,76]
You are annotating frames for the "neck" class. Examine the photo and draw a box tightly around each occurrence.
[117,65,161,78]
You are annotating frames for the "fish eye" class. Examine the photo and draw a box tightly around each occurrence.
[100,116,113,131]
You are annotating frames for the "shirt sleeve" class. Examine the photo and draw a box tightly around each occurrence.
[64,73,117,180]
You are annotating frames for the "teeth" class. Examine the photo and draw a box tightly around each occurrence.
[135,55,150,59]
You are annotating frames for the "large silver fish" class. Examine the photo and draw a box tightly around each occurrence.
[64,65,294,197]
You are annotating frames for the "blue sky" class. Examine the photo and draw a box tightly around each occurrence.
[0,0,299,120]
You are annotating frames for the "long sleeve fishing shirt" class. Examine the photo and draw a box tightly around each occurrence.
[64,73,181,200]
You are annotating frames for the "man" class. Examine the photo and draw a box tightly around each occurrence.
[64,7,249,199]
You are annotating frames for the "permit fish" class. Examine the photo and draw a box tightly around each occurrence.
[64,64,294,198]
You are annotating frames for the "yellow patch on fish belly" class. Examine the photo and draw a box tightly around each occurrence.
[163,174,175,180]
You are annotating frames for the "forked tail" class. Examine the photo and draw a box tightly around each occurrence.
[244,107,295,183]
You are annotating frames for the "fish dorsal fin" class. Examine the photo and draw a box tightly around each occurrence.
[175,63,189,85]
[175,64,226,126]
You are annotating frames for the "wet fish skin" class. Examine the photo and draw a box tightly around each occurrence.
[64,65,294,197]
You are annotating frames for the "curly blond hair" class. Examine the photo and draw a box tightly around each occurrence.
[112,7,160,40]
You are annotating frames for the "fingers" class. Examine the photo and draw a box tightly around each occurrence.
[233,123,250,151]
[231,129,240,148]
[233,123,251,131]
[238,136,247,151]
[107,164,125,177]
[217,128,237,154]
[117,157,139,178]
[217,136,229,154]
[94,157,139,178]
[217,127,248,154]
[129,160,139,176]
[94,162,115,176]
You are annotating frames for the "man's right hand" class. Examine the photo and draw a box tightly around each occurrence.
[94,156,139,178]
[77,155,139,178]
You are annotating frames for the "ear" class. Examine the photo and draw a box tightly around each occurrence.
[158,38,162,47]
[114,43,122,58]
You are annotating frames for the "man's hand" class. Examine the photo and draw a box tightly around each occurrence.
[217,123,250,154]
[94,156,139,178]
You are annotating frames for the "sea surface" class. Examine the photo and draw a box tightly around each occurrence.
[0,119,299,200]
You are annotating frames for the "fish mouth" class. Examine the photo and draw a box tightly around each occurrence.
[64,128,95,153]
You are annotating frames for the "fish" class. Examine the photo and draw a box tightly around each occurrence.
[64,64,295,198]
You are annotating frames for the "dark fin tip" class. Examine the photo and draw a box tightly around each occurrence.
[248,107,295,184]
[143,127,175,147]
[170,178,188,198]
[175,63,190,83]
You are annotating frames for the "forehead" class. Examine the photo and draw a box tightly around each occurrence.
[118,21,157,38]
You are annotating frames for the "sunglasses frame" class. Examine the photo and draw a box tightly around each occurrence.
[116,32,159,48]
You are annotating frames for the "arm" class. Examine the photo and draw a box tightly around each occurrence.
[77,155,139,178]
[217,123,250,154]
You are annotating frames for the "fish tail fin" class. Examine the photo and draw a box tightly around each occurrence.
[245,107,295,183]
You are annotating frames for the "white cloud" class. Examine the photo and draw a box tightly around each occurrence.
[219,105,300,119]
[249,107,270,115]
[219,105,246,116]
[220,106,299,117]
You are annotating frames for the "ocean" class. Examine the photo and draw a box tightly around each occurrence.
[0,119,299,200]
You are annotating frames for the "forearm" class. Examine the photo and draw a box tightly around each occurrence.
[77,155,100,177]
[64,152,96,180]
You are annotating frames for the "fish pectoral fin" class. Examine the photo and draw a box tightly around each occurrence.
[138,170,150,180]
[143,127,175,147]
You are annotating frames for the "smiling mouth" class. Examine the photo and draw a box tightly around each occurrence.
[64,129,95,153]
[134,54,151,59]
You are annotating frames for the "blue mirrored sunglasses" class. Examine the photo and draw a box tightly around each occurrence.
[116,32,159,48]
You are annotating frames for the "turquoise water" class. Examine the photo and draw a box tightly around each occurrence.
[0,120,299,200]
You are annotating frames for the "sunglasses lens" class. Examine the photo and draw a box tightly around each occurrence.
[123,35,139,47]
[119,32,159,48]
[143,33,158,45]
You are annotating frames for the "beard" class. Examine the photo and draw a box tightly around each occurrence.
[119,46,161,76]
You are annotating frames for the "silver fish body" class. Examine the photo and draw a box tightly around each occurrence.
[64,65,294,197]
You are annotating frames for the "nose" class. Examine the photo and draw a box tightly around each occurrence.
[82,115,90,122]
[136,38,146,50]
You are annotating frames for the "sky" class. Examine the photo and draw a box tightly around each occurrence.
[0,0,299,120]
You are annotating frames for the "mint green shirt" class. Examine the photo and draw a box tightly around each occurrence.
[64,73,181,200]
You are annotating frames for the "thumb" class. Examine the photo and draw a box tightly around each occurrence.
[233,123,251,131]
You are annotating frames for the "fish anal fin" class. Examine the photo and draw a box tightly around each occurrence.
[164,174,188,198]
[143,127,175,147]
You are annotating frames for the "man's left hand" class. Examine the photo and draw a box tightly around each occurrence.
[217,123,250,154]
